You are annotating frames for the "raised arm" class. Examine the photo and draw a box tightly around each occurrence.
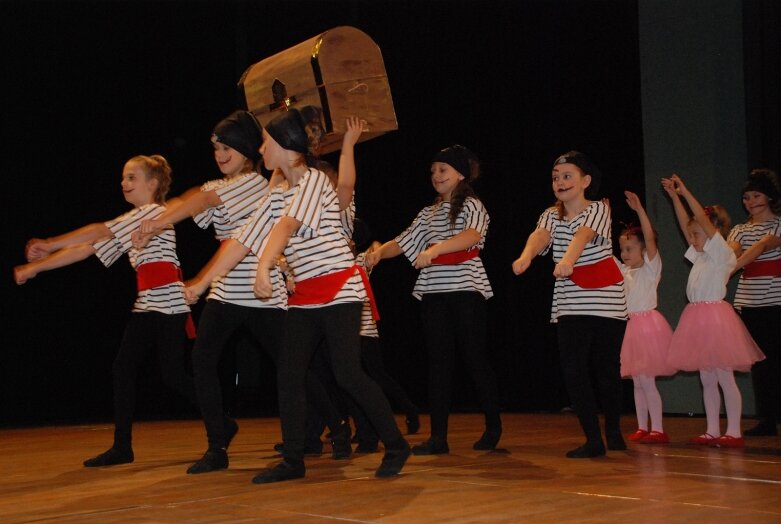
[625,190,657,260]
[661,176,691,239]
[669,174,717,238]
[336,117,366,211]
[512,227,551,275]
[25,222,112,261]
[15,243,97,284]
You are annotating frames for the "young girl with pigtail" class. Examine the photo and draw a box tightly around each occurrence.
[661,173,765,447]
[15,155,198,467]
[618,191,676,444]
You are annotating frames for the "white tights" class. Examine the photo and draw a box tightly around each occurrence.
[699,368,742,437]
[632,375,664,432]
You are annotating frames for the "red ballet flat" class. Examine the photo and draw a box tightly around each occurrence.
[710,435,745,448]
[639,431,670,444]
[627,429,649,442]
[688,433,717,445]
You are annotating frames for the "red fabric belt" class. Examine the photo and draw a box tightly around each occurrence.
[431,248,480,265]
[288,264,380,321]
[136,261,196,339]
[568,257,624,289]
[742,259,781,278]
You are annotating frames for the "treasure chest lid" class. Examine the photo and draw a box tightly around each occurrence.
[239,26,397,154]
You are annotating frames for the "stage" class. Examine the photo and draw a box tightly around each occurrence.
[2,413,779,522]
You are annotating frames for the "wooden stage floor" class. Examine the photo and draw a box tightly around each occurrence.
[1,413,779,523]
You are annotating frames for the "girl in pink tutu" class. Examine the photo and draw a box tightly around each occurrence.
[661,174,765,448]
[619,191,676,444]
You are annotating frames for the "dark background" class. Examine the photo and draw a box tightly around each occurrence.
[1,0,777,427]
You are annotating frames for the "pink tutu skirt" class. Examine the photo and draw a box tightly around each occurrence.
[620,309,676,377]
[667,300,765,372]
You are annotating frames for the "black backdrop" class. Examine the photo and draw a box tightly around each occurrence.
[4,0,771,427]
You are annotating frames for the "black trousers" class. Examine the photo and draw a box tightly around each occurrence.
[419,291,500,440]
[278,303,402,461]
[557,315,626,444]
[112,311,197,449]
[192,300,284,449]
[741,305,781,424]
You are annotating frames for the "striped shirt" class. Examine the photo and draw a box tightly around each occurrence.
[728,216,781,309]
[281,168,367,308]
[355,251,379,338]
[94,203,189,315]
[538,201,627,322]
[194,172,284,309]
[395,197,493,300]
[684,232,736,302]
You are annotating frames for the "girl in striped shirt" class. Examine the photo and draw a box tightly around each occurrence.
[513,151,627,458]
[137,110,283,474]
[662,174,764,448]
[367,145,502,456]
[15,155,198,467]
[727,168,781,437]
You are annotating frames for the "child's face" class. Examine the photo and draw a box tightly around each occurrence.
[260,130,284,172]
[686,221,707,251]
[619,234,644,268]
[551,163,590,203]
[213,141,247,177]
[121,161,157,207]
[430,161,464,201]
[742,190,772,218]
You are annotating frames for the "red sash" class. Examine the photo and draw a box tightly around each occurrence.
[569,258,624,289]
[288,264,380,321]
[431,248,480,265]
[742,259,781,279]
[136,261,196,339]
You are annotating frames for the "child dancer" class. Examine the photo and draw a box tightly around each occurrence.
[619,191,676,444]
[367,145,501,455]
[662,173,765,447]
[513,151,627,458]
[185,108,410,483]
[727,168,781,436]
[15,155,198,467]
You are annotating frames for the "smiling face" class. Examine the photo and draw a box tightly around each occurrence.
[551,163,591,204]
[742,190,773,221]
[430,161,464,201]
[212,139,248,178]
[619,234,644,268]
[121,160,158,207]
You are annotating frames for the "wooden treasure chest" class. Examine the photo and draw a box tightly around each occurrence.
[239,26,397,154]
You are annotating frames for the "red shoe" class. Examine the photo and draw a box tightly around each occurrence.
[639,431,670,444]
[627,429,649,442]
[688,433,718,445]
[710,435,745,448]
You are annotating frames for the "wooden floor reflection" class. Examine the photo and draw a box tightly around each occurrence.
[1,414,779,523]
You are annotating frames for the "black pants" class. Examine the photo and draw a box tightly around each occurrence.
[192,300,284,449]
[278,303,402,461]
[741,306,781,425]
[112,311,197,449]
[419,291,500,440]
[557,315,626,444]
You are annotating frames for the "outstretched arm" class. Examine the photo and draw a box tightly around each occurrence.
[336,117,366,211]
[15,243,97,284]
[512,227,551,275]
[25,222,112,261]
[554,226,596,278]
[625,190,657,260]
[135,187,222,245]
[661,176,691,239]
[365,239,403,269]
[184,239,250,302]
[414,228,481,269]
[733,234,781,273]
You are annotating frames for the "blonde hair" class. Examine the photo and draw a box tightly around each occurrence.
[690,204,731,238]
[127,154,172,204]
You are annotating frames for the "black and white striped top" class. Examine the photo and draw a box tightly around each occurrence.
[194,172,284,309]
[728,215,781,309]
[281,168,367,307]
[537,201,627,322]
[355,251,379,338]
[395,197,493,300]
[94,203,189,315]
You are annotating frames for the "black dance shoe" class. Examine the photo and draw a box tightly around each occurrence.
[273,441,323,456]
[375,440,411,478]
[330,422,353,460]
[186,449,228,474]
[251,459,305,484]
[411,438,449,455]
[83,447,134,467]
[565,442,606,459]
[405,411,420,435]
[606,432,627,451]
[473,428,502,451]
